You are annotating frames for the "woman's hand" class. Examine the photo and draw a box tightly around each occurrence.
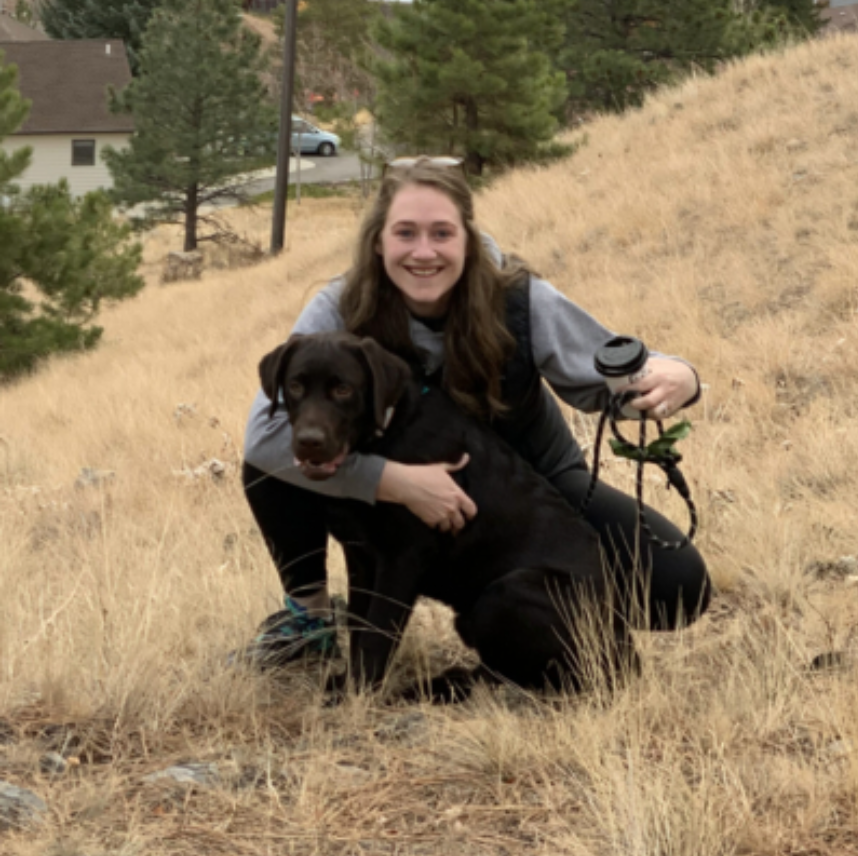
[623,357,699,419]
[377,455,478,533]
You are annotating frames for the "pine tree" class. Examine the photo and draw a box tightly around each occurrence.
[11,0,37,27]
[372,0,566,176]
[558,0,750,114]
[752,0,825,36]
[0,55,143,380]
[40,0,162,75]
[103,0,277,252]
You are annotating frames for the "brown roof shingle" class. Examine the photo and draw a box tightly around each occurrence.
[0,12,50,42]
[0,39,134,134]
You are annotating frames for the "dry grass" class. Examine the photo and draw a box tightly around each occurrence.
[2,34,858,855]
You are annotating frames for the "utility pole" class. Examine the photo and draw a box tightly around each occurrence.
[270,0,299,255]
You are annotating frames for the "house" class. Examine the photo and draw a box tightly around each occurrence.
[0,39,134,197]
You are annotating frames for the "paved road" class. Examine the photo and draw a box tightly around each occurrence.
[241,151,373,197]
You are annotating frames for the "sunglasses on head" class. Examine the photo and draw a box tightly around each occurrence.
[383,156,465,177]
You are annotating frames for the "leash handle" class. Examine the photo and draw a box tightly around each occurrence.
[580,392,697,551]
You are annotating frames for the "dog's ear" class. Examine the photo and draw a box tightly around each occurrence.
[355,337,412,431]
[258,334,305,418]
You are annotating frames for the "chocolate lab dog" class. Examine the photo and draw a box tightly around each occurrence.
[259,332,634,699]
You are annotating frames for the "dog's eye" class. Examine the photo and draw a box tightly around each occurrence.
[332,384,353,400]
[287,381,304,397]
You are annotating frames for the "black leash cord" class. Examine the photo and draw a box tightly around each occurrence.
[580,392,698,551]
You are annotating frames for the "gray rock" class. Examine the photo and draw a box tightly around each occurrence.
[162,251,203,283]
[74,467,116,490]
[143,762,219,788]
[805,555,858,580]
[826,739,853,760]
[0,781,48,831]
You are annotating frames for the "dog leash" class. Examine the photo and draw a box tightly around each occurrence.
[580,391,698,551]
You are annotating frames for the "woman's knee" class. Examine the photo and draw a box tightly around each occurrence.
[549,466,711,630]
[241,462,329,590]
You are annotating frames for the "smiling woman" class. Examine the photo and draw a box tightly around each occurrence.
[375,184,467,317]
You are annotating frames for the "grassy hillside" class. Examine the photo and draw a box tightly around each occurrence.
[1,33,857,855]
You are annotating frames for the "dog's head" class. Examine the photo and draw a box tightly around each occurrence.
[259,332,412,478]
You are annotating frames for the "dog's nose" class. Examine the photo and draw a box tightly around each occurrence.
[295,426,326,453]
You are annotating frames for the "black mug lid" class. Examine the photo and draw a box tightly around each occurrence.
[594,336,649,378]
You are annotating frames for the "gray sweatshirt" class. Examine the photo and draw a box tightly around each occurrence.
[242,271,683,504]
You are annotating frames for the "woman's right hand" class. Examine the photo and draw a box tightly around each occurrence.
[377,455,478,533]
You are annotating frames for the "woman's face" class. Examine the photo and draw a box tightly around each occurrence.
[376,183,467,318]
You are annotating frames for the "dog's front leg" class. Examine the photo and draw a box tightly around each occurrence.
[347,552,423,692]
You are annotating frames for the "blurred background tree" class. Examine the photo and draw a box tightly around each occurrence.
[104,0,277,251]
[371,0,566,176]
[40,0,163,75]
[0,56,143,380]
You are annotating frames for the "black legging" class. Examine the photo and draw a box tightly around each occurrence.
[242,461,711,632]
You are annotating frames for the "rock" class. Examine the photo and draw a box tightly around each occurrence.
[143,762,219,788]
[825,739,853,760]
[74,467,116,490]
[0,781,48,831]
[173,458,234,482]
[162,251,204,283]
[805,556,858,580]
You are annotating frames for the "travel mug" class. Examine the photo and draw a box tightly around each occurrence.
[594,336,650,419]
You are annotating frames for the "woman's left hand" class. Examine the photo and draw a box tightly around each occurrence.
[622,357,699,420]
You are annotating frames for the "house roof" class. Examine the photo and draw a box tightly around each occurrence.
[0,39,134,134]
[0,11,50,42]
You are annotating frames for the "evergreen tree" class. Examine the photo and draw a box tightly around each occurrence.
[40,0,162,75]
[372,0,566,176]
[103,0,276,252]
[0,55,143,380]
[558,0,752,114]
[11,0,37,27]
[750,0,825,36]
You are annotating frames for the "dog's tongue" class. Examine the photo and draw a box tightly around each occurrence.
[295,447,348,475]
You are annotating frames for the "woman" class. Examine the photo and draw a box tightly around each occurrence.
[241,156,710,667]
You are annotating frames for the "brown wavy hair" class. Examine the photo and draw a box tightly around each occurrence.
[339,158,525,420]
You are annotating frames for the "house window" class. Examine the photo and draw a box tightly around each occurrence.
[71,140,96,167]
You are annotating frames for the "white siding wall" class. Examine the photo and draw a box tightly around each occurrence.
[0,133,131,197]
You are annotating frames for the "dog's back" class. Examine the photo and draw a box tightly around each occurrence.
[328,385,605,614]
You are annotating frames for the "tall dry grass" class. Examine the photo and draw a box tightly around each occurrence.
[1,34,858,855]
